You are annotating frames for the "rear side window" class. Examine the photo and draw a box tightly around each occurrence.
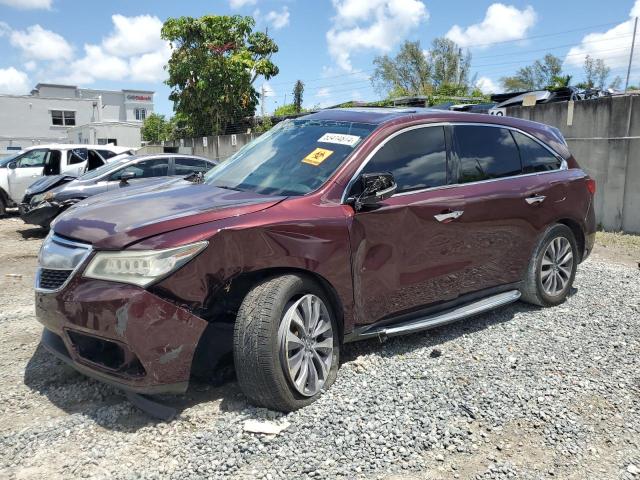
[68,148,88,165]
[97,150,117,160]
[361,126,447,192]
[511,131,562,173]
[174,157,211,175]
[111,158,169,180]
[453,125,521,183]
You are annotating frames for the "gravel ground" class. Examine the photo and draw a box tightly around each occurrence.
[0,215,639,480]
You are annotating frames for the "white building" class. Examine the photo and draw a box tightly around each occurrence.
[0,83,154,154]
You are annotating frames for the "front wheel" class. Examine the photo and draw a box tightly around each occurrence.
[521,224,578,307]
[233,274,340,412]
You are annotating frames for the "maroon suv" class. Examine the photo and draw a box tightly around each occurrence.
[35,108,596,411]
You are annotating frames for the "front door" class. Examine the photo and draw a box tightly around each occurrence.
[7,149,49,202]
[347,125,468,326]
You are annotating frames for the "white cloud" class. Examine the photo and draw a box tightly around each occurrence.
[103,14,166,57]
[265,7,290,30]
[0,0,51,9]
[316,87,331,98]
[327,0,428,71]
[23,60,37,71]
[564,1,639,69]
[60,44,129,85]
[129,43,172,82]
[10,24,73,60]
[230,0,256,8]
[0,67,30,94]
[445,3,537,48]
[476,76,499,94]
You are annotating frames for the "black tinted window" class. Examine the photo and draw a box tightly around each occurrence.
[361,126,447,192]
[68,149,88,165]
[511,131,561,173]
[453,126,521,183]
[175,157,211,175]
[111,159,169,180]
[97,150,117,160]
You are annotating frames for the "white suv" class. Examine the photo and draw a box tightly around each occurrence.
[0,144,132,214]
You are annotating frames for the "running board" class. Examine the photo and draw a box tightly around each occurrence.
[355,290,521,341]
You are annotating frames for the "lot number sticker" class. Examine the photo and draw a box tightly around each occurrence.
[302,148,334,166]
[318,133,361,147]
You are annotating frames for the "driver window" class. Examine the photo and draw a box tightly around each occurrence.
[358,126,448,194]
[110,159,169,180]
[17,149,49,168]
[43,150,62,175]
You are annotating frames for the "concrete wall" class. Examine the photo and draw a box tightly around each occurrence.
[507,95,640,233]
[164,133,260,162]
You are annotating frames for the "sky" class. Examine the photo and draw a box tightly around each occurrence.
[1,0,639,117]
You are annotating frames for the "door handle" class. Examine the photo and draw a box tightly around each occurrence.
[525,195,546,205]
[434,210,464,222]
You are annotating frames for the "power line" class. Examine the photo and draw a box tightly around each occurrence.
[267,18,628,88]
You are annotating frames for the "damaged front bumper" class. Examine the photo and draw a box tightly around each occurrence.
[35,278,209,394]
[20,199,78,228]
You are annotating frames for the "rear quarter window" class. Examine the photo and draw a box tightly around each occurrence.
[511,131,562,173]
[453,125,522,183]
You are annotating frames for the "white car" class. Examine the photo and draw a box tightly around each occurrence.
[0,144,133,214]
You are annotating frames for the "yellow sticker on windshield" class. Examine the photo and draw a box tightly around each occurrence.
[302,148,333,166]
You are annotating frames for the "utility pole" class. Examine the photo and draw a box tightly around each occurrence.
[625,17,638,91]
[261,84,266,118]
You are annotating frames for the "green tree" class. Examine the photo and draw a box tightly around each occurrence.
[581,55,610,89]
[141,113,171,144]
[372,40,433,97]
[501,54,563,92]
[430,37,471,88]
[371,38,471,98]
[293,80,304,113]
[274,103,298,116]
[161,15,279,136]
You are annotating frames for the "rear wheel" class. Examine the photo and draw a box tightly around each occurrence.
[521,224,578,307]
[233,274,340,412]
[0,196,6,217]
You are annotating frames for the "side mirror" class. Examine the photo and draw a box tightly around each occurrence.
[350,172,397,211]
[119,171,136,184]
[7,161,17,170]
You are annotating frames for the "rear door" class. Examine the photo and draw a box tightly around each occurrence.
[446,124,564,295]
[64,148,88,176]
[348,125,470,325]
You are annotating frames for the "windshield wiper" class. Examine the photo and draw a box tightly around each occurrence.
[214,185,245,192]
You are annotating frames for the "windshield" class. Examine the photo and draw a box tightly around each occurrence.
[204,119,377,196]
[79,156,134,180]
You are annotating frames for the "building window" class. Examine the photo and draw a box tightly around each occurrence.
[135,108,147,121]
[51,110,76,126]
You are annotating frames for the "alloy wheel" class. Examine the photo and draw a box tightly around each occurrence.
[540,236,574,296]
[278,294,334,397]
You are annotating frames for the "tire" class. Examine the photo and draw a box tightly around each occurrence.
[0,196,5,217]
[233,274,340,412]
[520,224,578,307]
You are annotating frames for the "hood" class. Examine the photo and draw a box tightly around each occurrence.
[52,180,285,249]
[25,174,77,196]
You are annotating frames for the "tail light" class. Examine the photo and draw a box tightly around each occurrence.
[586,177,596,195]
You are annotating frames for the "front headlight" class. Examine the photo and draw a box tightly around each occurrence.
[83,241,208,287]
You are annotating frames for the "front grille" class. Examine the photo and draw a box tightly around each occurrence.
[39,268,72,290]
[36,233,92,292]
